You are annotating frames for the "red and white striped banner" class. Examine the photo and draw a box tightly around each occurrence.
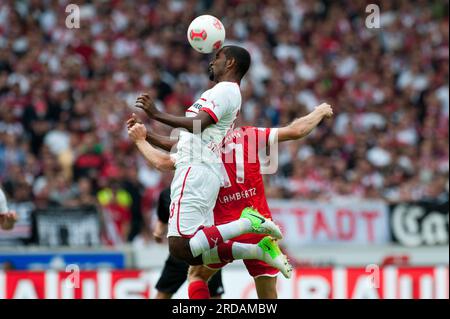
[0,266,447,299]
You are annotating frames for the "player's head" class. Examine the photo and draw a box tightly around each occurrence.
[208,45,251,82]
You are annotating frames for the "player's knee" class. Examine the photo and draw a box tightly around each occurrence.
[188,266,205,283]
[188,265,214,283]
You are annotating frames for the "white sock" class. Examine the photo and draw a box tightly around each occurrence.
[201,242,264,265]
[201,247,220,264]
[231,242,264,260]
[216,219,252,240]
[189,219,252,257]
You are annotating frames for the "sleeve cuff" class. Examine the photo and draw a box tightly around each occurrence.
[268,128,279,145]
[201,108,219,123]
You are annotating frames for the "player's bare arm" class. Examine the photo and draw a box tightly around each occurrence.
[277,103,333,142]
[135,93,215,133]
[145,130,178,153]
[127,123,175,171]
[127,113,177,151]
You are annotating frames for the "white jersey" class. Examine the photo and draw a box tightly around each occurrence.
[173,81,241,181]
[0,188,8,215]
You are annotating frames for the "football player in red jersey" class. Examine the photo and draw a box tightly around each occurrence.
[127,102,333,298]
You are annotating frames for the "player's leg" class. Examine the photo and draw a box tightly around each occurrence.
[254,276,277,299]
[189,207,283,258]
[187,265,219,299]
[242,236,280,298]
[201,237,292,278]
[168,237,203,265]
[208,269,224,299]
[155,254,190,299]
[167,166,283,265]
[167,165,220,265]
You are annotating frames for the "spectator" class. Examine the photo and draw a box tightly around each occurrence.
[97,166,132,245]
[0,0,448,246]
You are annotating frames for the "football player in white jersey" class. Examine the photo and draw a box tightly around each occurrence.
[134,46,283,267]
[0,187,17,230]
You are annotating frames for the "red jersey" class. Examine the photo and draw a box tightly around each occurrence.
[213,126,278,225]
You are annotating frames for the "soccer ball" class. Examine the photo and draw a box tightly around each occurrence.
[187,15,225,54]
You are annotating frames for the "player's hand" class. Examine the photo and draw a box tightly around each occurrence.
[126,113,142,129]
[128,123,148,142]
[0,211,17,231]
[153,220,168,243]
[315,103,333,119]
[135,93,159,118]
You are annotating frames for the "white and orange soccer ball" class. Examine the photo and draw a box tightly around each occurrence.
[187,15,225,54]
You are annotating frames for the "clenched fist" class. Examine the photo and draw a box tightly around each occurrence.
[128,123,148,143]
[315,103,333,119]
[127,113,142,129]
[0,211,17,231]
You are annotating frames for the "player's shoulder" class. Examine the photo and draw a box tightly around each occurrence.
[238,126,268,134]
[237,126,255,132]
[226,127,269,145]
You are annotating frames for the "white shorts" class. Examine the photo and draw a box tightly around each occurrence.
[167,165,221,238]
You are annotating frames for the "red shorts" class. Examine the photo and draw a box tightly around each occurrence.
[206,233,280,278]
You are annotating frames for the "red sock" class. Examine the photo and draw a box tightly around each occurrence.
[188,280,210,299]
[202,226,224,248]
[217,241,234,263]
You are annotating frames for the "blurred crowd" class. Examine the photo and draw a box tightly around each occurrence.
[0,0,448,245]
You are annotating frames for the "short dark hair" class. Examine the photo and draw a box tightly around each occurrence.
[221,45,251,79]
